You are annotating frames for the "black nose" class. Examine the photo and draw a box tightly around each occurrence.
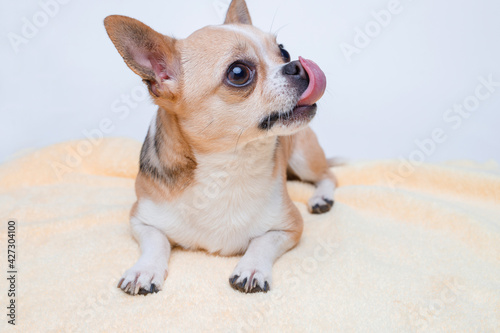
[282,60,309,96]
[282,60,308,81]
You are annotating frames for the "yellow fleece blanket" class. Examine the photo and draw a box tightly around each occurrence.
[0,138,499,332]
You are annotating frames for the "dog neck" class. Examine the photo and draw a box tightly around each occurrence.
[193,135,279,179]
[139,107,280,193]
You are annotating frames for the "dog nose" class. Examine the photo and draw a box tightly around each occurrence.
[282,60,308,81]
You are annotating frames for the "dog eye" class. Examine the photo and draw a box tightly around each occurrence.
[227,63,252,86]
[279,44,290,63]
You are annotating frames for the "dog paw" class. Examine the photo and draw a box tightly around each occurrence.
[308,195,334,214]
[229,267,271,293]
[117,263,167,296]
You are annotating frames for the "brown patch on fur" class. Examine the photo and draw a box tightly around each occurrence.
[279,135,295,162]
[155,109,197,189]
[284,194,304,245]
[135,171,171,203]
[275,136,292,179]
[137,108,197,202]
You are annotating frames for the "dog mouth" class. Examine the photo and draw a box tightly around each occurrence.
[258,104,317,130]
[296,57,327,107]
[258,57,325,130]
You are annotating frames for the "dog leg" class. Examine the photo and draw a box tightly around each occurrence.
[117,216,171,295]
[307,176,336,214]
[229,230,298,293]
[229,193,303,293]
[287,127,337,214]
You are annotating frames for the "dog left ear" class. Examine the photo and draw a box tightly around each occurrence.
[224,0,252,25]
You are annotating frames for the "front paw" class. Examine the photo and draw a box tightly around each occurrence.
[308,195,334,214]
[117,262,167,296]
[229,266,271,293]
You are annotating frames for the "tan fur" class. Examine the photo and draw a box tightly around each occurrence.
[288,127,338,184]
[224,0,253,25]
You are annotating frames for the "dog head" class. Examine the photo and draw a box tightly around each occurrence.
[104,0,326,152]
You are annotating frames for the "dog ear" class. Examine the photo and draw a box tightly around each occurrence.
[224,0,252,25]
[104,15,179,98]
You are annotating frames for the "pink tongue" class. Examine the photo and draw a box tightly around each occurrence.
[297,56,327,106]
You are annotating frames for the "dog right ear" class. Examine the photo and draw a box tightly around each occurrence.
[224,0,252,25]
[104,15,179,99]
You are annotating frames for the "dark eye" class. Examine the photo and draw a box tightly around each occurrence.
[279,44,290,63]
[227,63,252,86]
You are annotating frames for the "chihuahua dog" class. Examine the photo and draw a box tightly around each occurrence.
[105,0,336,295]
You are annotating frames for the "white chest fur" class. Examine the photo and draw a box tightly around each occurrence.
[134,138,286,255]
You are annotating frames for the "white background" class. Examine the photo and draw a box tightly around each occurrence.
[1,0,499,164]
